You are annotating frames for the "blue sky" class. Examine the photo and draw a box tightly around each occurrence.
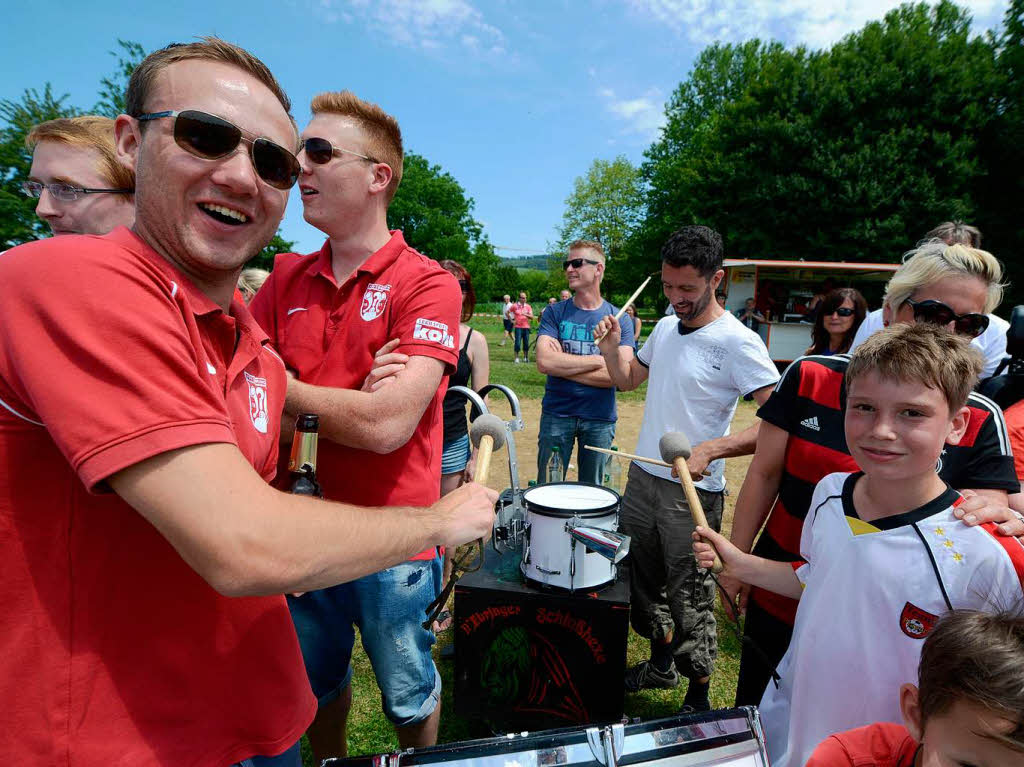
[2,0,1008,256]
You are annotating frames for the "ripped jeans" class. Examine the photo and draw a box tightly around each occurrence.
[287,556,442,725]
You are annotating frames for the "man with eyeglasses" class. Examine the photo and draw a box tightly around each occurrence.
[727,239,1023,711]
[23,115,135,236]
[0,39,495,767]
[248,90,462,762]
[535,240,634,484]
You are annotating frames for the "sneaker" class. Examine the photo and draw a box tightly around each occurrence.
[514,358,521,364]
[624,660,679,692]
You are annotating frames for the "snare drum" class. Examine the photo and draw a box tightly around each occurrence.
[521,482,620,592]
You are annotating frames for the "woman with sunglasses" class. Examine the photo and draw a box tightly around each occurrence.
[849,240,1009,378]
[727,239,1021,710]
[804,288,867,356]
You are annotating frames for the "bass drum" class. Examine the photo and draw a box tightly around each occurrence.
[325,707,770,767]
[521,482,620,592]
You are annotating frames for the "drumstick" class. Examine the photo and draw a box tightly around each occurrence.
[422,413,509,631]
[659,432,723,573]
[584,444,710,475]
[594,274,653,342]
[584,444,672,469]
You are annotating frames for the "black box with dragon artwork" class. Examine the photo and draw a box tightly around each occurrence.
[453,545,630,732]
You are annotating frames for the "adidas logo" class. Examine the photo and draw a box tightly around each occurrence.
[801,417,821,431]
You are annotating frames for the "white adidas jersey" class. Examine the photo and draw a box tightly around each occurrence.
[760,471,1024,767]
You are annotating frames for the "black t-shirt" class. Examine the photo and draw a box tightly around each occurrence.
[442,327,473,443]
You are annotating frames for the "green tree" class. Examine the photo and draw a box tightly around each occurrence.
[388,151,502,298]
[639,2,1006,271]
[0,85,77,248]
[94,40,147,117]
[389,152,484,262]
[247,231,298,271]
[975,0,1024,309]
[557,156,644,259]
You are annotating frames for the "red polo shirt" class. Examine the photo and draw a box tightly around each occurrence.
[806,722,919,766]
[250,231,460,560]
[0,228,315,766]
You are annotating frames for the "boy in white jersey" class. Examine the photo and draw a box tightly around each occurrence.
[694,323,1024,767]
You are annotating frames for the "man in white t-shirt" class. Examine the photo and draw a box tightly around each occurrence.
[595,225,779,711]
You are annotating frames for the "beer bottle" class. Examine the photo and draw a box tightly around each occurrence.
[288,413,322,497]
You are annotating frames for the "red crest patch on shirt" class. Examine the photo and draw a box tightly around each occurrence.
[900,602,939,639]
[360,283,391,321]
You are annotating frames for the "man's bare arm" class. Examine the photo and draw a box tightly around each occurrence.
[682,385,775,479]
[535,336,605,377]
[285,355,445,454]
[109,443,496,597]
[594,315,649,391]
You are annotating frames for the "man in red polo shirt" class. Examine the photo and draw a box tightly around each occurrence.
[0,39,495,767]
[249,91,460,762]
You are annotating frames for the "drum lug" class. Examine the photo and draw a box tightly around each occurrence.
[586,723,624,767]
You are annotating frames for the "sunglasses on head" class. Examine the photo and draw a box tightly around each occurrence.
[904,298,989,338]
[563,257,600,270]
[302,137,377,166]
[136,110,300,190]
[827,307,855,317]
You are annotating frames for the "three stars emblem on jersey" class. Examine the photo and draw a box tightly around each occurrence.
[899,602,938,639]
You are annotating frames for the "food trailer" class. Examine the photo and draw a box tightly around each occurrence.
[720,258,899,364]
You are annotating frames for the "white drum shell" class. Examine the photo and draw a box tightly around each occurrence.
[521,483,620,591]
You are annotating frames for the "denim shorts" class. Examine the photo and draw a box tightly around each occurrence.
[287,557,442,726]
[441,432,471,475]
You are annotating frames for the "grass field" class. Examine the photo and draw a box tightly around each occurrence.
[304,313,756,763]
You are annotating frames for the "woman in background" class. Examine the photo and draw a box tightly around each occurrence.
[804,288,867,356]
[237,267,270,304]
[435,261,490,636]
[624,304,642,351]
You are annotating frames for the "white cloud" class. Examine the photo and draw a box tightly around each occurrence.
[628,0,1006,49]
[320,0,506,55]
[601,87,666,139]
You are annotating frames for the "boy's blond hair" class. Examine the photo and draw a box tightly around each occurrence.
[846,323,982,413]
[26,116,135,191]
[918,609,1024,753]
[310,91,403,203]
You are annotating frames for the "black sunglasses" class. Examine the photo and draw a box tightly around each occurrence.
[136,110,300,190]
[458,279,469,292]
[302,137,378,166]
[904,298,989,338]
[827,307,855,317]
[563,257,600,270]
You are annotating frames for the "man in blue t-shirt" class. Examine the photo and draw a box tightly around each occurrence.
[535,240,635,484]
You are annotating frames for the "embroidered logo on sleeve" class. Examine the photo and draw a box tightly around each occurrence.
[412,318,455,349]
[360,283,391,321]
[899,602,939,639]
[245,371,269,434]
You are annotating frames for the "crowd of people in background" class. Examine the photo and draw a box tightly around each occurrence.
[3,32,1023,767]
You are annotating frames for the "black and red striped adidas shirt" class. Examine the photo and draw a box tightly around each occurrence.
[750,353,1019,625]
